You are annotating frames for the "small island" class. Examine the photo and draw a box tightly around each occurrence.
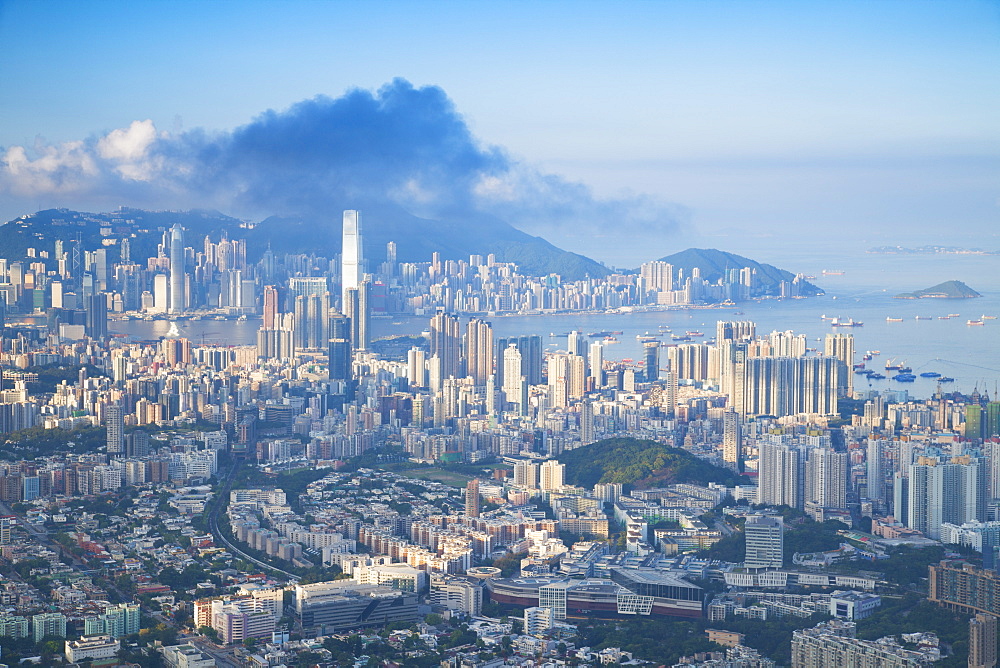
[894,280,981,300]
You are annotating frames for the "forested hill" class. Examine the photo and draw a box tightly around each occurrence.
[556,437,743,489]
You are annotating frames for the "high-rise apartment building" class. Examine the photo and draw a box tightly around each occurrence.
[805,447,848,510]
[824,333,856,395]
[429,309,461,379]
[463,318,493,385]
[970,613,998,668]
[465,478,480,518]
[758,442,800,508]
[900,455,987,539]
[722,409,742,471]
[540,460,565,491]
[105,404,124,456]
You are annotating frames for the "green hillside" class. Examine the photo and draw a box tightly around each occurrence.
[656,248,821,296]
[556,437,743,489]
[894,280,981,299]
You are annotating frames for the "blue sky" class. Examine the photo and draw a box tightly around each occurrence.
[1,0,998,264]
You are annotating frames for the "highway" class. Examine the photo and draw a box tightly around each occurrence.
[209,459,300,583]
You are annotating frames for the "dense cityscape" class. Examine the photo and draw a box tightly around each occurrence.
[0,207,995,667]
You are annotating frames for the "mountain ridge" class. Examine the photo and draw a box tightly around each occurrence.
[655,247,821,295]
[0,206,609,280]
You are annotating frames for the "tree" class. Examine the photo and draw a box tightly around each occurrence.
[198,625,221,644]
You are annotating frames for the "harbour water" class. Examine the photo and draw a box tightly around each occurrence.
[109,248,1000,399]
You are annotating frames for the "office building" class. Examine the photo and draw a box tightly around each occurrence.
[66,636,120,663]
[168,223,185,313]
[295,581,419,635]
[644,341,660,382]
[341,209,362,310]
[744,515,784,569]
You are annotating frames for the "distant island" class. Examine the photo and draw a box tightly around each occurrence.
[894,280,982,300]
[869,245,997,255]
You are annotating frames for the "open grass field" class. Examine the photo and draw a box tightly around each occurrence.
[396,467,473,488]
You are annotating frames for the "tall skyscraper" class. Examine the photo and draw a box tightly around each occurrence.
[341,210,362,310]
[168,223,185,313]
[501,344,524,411]
[429,309,461,379]
[262,285,279,329]
[644,341,660,382]
[328,311,352,382]
[464,318,493,385]
[588,341,604,389]
[496,336,542,387]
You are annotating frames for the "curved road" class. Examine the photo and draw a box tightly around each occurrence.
[209,459,300,583]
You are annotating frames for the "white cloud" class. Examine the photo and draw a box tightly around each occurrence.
[96,119,162,181]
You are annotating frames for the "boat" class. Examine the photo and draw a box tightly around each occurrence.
[898,366,912,373]
[867,350,880,355]
[853,363,866,369]
[604,336,618,342]
[920,372,941,378]
[855,369,870,375]
[869,373,886,380]
[968,320,985,326]
[237,314,248,321]
[862,354,872,361]
[886,317,903,322]
[949,313,960,317]
[885,359,902,370]
[636,334,658,342]
[915,316,932,320]
[894,373,916,382]
[686,331,704,337]
[831,317,863,327]
[984,315,998,320]
[938,316,951,320]
[939,377,955,382]
[822,270,845,275]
